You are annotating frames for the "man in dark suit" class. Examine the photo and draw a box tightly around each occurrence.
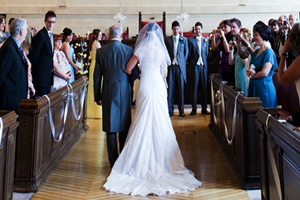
[188,22,209,115]
[0,18,28,110]
[94,24,139,167]
[165,21,189,117]
[29,10,56,97]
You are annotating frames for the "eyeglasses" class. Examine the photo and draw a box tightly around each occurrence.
[46,21,56,24]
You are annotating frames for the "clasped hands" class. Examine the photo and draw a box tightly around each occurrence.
[246,69,256,78]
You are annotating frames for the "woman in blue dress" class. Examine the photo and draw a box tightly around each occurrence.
[61,28,79,83]
[247,21,277,108]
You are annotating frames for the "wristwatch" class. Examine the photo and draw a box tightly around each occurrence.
[281,52,288,58]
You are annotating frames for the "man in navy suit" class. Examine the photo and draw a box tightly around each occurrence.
[188,22,209,115]
[0,18,28,110]
[94,24,139,167]
[29,11,56,97]
[165,21,189,117]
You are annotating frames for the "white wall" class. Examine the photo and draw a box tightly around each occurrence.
[1,0,300,37]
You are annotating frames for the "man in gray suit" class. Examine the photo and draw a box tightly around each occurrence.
[165,21,189,117]
[94,24,138,167]
[188,22,209,115]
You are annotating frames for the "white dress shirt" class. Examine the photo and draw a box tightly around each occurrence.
[172,35,179,65]
[196,36,203,65]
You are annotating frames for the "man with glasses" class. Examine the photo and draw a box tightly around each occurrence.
[29,10,56,97]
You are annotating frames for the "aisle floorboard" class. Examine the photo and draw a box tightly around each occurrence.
[31,110,250,200]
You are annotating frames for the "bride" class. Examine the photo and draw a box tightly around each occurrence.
[103,22,202,196]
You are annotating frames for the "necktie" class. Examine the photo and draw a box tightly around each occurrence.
[19,46,26,63]
[49,32,54,52]
[174,36,177,43]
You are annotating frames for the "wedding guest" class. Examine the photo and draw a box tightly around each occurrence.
[188,22,209,115]
[0,18,28,110]
[61,27,79,83]
[51,34,72,92]
[246,21,277,108]
[270,20,286,65]
[289,13,299,27]
[29,10,56,97]
[278,23,300,124]
[87,29,102,119]
[165,21,189,117]
[229,28,251,96]
[0,16,7,45]
[5,18,15,38]
[211,19,233,84]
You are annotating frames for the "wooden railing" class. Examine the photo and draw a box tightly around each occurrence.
[14,76,88,192]
[209,74,262,189]
[256,109,300,200]
[0,111,19,200]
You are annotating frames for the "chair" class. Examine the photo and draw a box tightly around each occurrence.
[122,27,129,40]
[139,11,166,35]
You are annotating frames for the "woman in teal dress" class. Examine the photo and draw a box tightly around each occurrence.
[229,28,252,96]
[247,22,277,108]
[61,28,79,83]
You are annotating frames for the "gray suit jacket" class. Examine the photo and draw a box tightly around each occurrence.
[188,36,209,69]
[165,35,189,82]
[94,40,137,133]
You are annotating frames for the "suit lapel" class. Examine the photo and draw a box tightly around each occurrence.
[195,36,200,56]
[43,27,53,54]
[169,36,174,57]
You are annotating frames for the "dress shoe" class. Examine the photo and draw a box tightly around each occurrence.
[201,110,210,115]
[179,112,186,117]
[190,110,197,115]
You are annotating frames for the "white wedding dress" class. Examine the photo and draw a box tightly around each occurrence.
[103,43,202,196]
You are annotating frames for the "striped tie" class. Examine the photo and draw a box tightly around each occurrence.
[49,32,54,52]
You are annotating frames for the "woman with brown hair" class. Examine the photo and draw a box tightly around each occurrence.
[87,29,102,118]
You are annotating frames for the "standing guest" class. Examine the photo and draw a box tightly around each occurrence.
[246,21,277,108]
[229,28,251,96]
[51,34,72,91]
[5,18,15,38]
[61,28,79,83]
[278,15,288,26]
[87,29,102,119]
[289,13,299,27]
[188,22,209,115]
[270,20,286,65]
[211,20,233,84]
[0,18,28,110]
[29,10,56,97]
[94,24,139,167]
[0,16,7,45]
[165,21,189,117]
[278,23,300,124]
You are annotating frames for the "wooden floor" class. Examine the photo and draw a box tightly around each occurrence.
[31,110,250,200]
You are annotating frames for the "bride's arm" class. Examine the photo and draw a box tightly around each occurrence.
[161,60,168,78]
[125,54,138,75]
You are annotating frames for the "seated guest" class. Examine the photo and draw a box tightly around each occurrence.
[278,23,300,123]
[0,16,7,46]
[61,28,79,83]
[0,18,28,110]
[87,29,102,119]
[229,28,251,96]
[51,34,72,91]
[246,21,277,108]
[5,17,15,38]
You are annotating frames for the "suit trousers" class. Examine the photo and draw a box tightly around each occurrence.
[168,64,185,115]
[106,131,128,167]
[191,64,207,112]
